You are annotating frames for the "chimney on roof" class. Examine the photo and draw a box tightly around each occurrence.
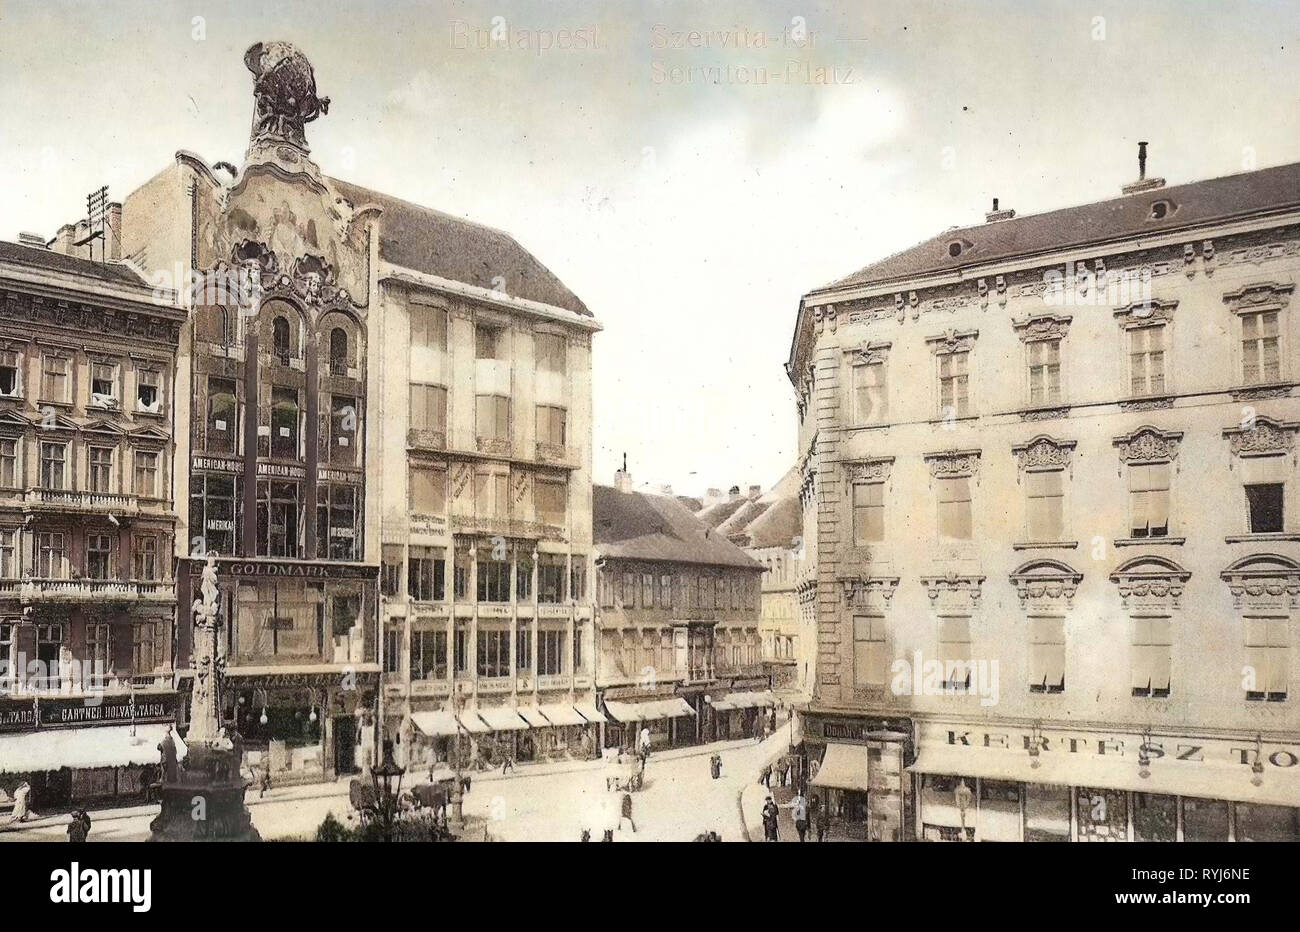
[985,196,1016,223]
[17,233,46,248]
[1121,141,1166,195]
[50,223,78,256]
[728,485,742,502]
[703,488,723,509]
[748,485,762,499]
[614,453,633,494]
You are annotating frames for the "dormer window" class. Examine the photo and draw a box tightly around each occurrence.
[948,241,964,258]
[1148,200,1175,220]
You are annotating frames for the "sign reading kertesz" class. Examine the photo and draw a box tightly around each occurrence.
[49,864,151,913]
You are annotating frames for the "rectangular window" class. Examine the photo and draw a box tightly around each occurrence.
[621,572,635,608]
[257,480,301,558]
[1246,483,1284,534]
[41,354,69,403]
[538,629,565,676]
[477,557,511,603]
[88,446,114,493]
[474,469,508,520]
[1028,616,1065,693]
[1129,325,1166,396]
[86,623,112,678]
[938,616,972,691]
[90,362,119,405]
[1026,470,1064,541]
[535,478,567,528]
[538,555,565,604]
[410,305,448,351]
[0,439,16,487]
[1129,462,1170,538]
[852,482,884,545]
[330,396,357,466]
[1028,339,1062,404]
[536,405,567,447]
[0,528,16,577]
[476,628,510,678]
[0,351,18,397]
[475,325,502,360]
[39,442,66,490]
[137,368,162,412]
[317,483,359,560]
[190,474,238,556]
[409,465,446,515]
[516,626,532,672]
[132,621,157,673]
[852,361,887,423]
[409,383,448,434]
[206,377,238,455]
[937,476,973,540]
[381,544,403,597]
[383,628,401,675]
[852,614,887,688]
[271,386,300,460]
[535,333,566,374]
[413,629,448,680]
[938,352,970,417]
[1245,617,1288,701]
[1131,616,1172,698]
[134,449,160,497]
[133,535,158,580]
[86,533,113,579]
[570,560,587,602]
[475,395,510,442]
[1242,310,1281,385]
[37,531,66,578]
[642,573,654,607]
[658,574,672,610]
[516,551,533,601]
[454,627,468,674]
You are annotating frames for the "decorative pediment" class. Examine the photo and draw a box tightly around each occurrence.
[0,410,32,435]
[1222,416,1299,463]
[839,576,900,606]
[1009,559,1083,607]
[846,457,894,483]
[1220,554,1300,611]
[1012,435,1076,479]
[1109,555,1191,609]
[31,411,79,434]
[81,419,128,437]
[847,341,891,366]
[1222,280,1294,313]
[920,573,985,604]
[1114,298,1178,329]
[926,329,978,355]
[129,426,171,445]
[1012,314,1072,343]
[925,449,981,482]
[1113,426,1182,467]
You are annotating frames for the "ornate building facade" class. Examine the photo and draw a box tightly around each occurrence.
[788,155,1300,841]
[0,239,185,807]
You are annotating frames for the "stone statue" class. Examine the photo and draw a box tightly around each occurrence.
[244,41,330,151]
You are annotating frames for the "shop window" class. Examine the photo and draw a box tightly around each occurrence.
[1128,462,1170,538]
[317,483,359,560]
[413,629,447,680]
[1244,617,1288,701]
[1023,783,1071,842]
[1132,793,1176,842]
[86,534,113,579]
[1130,616,1171,697]
[206,377,238,455]
[852,614,887,688]
[1028,616,1065,693]
[88,446,114,493]
[938,616,971,691]
[1025,469,1064,541]
[1233,804,1300,842]
[1245,483,1284,533]
[257,480,302,558]
[408,465,446,516]
[476,628,510,678]
[271,386,300,460]
[1182,797,1229,841]
[535,332,565,374]
[477,557,511,603]
[41,354,70,403]
[978,780,1021,842]
[137,368,162,413]
[133,535,159,581]
[0,439,17,488]
[134,449,160,497]
[331,595,360,638]
[330,395,357,466]
[0,351,19,397]
[381,544,403,597]
[937,476,972,540]
[536,556,564,604]
[189,474,239,556]
[1076,787,1128,841]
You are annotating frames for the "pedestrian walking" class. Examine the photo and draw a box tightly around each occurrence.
[760,763,771,787]
[815,794,830,841]
[761,795,779,842]
[501,753,515,775]
[788,790,809,842]
[66,809,91,843]
[618,790,637,833]
[259,762,272,798]
[779,757,790,788]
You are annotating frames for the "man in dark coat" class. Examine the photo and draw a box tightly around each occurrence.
[762,795,780,842]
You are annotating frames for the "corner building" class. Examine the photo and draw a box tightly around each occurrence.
[788,156,1300,841]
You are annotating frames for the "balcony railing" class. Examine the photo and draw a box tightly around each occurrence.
[476,436,513,457]
[19,578,176,603]
[407,428,447,451]
[24,488,140,513]
[1,671,175,697]
[449,515,566,541]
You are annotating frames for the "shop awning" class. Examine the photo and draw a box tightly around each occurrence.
[516,707,550,728]
[475,707,530,732]
[604,697,696,722]
[410,710,461,737]
[811,742,872,792]
[0,724,173,774]
[909,744,1300,809]
[712,690,777,711]
[574,702,607,725]
[538,704,587,727]
[456,713,490,734]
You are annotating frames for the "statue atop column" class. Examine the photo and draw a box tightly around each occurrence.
[244,41,330,153]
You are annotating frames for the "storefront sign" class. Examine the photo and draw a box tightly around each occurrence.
[42,695,176,727]
[256,462,307,479]
[193,455,243,475]
[185,558,379,580]
[0,701,38,733]
[319,468,361,483]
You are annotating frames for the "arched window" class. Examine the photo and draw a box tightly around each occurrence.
[272,316,291,364]
[330,327,349,376]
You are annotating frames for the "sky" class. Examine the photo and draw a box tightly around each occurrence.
[1,0,1297,498]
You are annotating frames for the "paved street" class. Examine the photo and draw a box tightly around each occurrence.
[1,723,794,843]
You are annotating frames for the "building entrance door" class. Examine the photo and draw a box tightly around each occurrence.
[334,715,358,775]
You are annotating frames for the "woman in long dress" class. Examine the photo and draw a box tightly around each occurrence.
[10,782,32,823]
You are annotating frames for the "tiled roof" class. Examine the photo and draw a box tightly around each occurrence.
[0,241,150,288]
[815,161,1300,294]
[329,179,590,315]
[720,466,803,550]
[675,495,703,512]
[593,485,762,570]
[715,499,771,541]
[695,497,749,530]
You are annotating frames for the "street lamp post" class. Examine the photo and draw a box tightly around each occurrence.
[450,692,468,827]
